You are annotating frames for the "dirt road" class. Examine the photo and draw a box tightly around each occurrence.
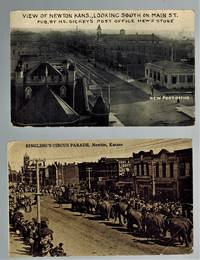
[10,196,192,256]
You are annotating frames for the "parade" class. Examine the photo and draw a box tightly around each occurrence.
[9,182,193,256]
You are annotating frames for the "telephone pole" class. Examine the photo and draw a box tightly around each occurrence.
[86,167,92,191]
[33,158,45,224]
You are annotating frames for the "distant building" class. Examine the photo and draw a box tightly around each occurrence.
[132,148,192,202]
[120,29,126,35]
[78,157,132,191]
[145,60,194,89]
[47,162,79,187]
[22,153,46,186]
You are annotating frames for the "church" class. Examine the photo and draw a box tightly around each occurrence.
[12,58,109,126]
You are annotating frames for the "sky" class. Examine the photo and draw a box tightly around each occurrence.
[10,10,194,35]
[8,139,192,172]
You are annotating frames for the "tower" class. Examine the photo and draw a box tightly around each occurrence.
[15,60,24,113]
[97,24,102,40]
[24,153,30,167]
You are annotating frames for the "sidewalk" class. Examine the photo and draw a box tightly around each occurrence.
[103,66,161,96]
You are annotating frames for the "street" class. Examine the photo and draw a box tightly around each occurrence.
[10,195,192,256]
[68,53,194,126]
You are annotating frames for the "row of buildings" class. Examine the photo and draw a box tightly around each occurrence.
[9,148,192,202]
[66,25,194,89]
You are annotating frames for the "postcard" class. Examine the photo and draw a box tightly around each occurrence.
[10,10,195,126]
[8,139,193,256]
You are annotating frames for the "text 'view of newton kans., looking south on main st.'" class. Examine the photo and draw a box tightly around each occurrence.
[10,10,195,127]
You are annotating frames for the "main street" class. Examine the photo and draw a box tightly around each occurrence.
[10,195,192,256]
[66,52,194,126]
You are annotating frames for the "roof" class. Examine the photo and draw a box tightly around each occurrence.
[16,86,80,126]
[150,60,194,70]
[101,33,160,42]
[27,62,62,77]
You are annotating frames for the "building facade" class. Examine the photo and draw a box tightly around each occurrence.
[145,60,194,89]
[22,153,46,186]
[132,148,192,202]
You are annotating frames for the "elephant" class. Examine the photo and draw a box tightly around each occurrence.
[126,208,143,233]
[143,212,166,238]
[97,200,113,220]
[113,201,129,225]
[164,217,193,247]
[85,197,97,214]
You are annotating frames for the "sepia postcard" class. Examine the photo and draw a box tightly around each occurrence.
[10,10,195,127]
[8,139,193,256]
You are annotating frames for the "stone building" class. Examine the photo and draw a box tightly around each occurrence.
[132,148,192,202]
[22,153,46,186]
[145,60,194,89]
[46,162,79,187]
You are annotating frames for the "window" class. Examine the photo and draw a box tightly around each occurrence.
[60,86,66,98]
[189,162,192,176]
[172,75,177,84]
[25,87,32,99]
[179,75,185,83]
[164,75,168,83]
[137,164,139,176]
[154,71,156,81]
[146,69,148,76]
[179,162,186,177]
[156,163,159,177]
[146,163,149,176]
[170,162,174,178]
[141,162,144,176]
[157,72,160,81]
[162,162,166,178]
[187,75,193,83]
[150,70,152,78]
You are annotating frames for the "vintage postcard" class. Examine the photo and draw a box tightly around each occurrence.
[10,10,195,126]
[8,139,193,256]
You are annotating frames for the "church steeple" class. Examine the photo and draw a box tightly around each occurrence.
[97,24,102,40]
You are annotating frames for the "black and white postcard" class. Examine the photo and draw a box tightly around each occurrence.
[10,10,195,126]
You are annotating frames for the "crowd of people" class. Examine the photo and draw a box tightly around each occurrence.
[9,184,67,257]
[9,183,193,253]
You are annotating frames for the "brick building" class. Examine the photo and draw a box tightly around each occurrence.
[132,148,192,202]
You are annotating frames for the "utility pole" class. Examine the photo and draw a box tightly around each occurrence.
[36,159,41,224]
[34,158,45,224]
[151,160,156,199]
[87,167,92,191]
[108,84,111,112]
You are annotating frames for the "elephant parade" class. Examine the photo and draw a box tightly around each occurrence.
[9,184,193,254]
